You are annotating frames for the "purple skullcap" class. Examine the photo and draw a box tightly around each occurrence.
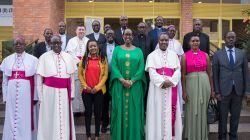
[167,25,175,30]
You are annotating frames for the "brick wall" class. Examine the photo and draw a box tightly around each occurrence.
[181,0,193,38]
[13,0,64,43]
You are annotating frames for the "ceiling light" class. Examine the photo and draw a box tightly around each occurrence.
[198,1,202,3]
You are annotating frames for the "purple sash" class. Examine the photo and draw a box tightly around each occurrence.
[156,68,177,136]
[43,76,72,140]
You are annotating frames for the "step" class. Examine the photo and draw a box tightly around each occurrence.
[0,123,250,140]
[0,111,97,125]
[209,123,250,140]
[0,125,111,140]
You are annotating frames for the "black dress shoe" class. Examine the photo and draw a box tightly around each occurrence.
[101,126,108,133]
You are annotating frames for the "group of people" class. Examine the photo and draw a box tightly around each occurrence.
[1,15,250,140]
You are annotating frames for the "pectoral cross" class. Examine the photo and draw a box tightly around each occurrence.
[14,71,19,79]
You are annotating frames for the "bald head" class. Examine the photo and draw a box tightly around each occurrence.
[119,15,128,29]
[50,35,62,53]
[58,21,66,35]
[193,19,202,33]
[14,35,26,54]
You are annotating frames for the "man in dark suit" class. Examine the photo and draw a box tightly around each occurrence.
[212,31,250,140]
[183,19,210,54]
[104,24,111,35]
[33,28,53,58]
[86,20,106,47]
[58,21,71,51]
[147,16,168,54]
[100,29,117,133]
[114,15,128,45]
[132,21,149,61]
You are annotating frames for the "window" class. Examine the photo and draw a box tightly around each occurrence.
[0,0,12,5]
[193,0,220,3]
[66,18,85,37]
[223,0,250,4]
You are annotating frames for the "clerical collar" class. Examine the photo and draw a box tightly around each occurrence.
[94,32,99,35]
[59,34,66,37]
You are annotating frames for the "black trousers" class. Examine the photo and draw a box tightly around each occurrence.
[82,91,104,137]
[101,75,111,127]
[218,87,243,140]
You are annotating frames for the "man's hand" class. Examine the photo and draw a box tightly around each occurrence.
[163,79,174,88]
[123,80,132,88]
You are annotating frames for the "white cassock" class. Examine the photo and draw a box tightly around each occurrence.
[1,52,38,140]
[66,36,89,113]
[156,38,184,112]
[36,51,76,140]
[145,49,182,140]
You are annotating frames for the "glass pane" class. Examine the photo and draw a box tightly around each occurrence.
[193,0,220,3]
[66,18,84,37]
[210,42,219,54]
[223,0,250,4]
[199,19,218,41]
[104,18,143,33]
[232,19,248,48]
[222,20,230,39]
[0,0,12,5]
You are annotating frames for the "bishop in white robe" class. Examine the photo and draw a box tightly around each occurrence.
[145,33,182,140]
[1,37,38,140]
[66,27,89,114]
[37,35,77,140]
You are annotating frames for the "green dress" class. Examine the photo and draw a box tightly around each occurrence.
[110,46,146,140]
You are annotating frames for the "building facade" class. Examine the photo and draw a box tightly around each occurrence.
[0,0,250,58]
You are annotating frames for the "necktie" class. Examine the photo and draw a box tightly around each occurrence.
[228,49,234,69]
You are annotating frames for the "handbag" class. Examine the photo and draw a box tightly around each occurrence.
[207,98,219,124]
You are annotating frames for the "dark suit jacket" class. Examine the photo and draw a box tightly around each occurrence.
[114,28,124,45]
[66,35,71,46]
[86,33,106,47]
[212,47,250,96]
[33,42,47,58]
[100,43,118,58]
[147,28,168,54]
[132,33,149,61]
[183,32,210,54]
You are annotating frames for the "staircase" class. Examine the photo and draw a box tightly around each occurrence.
[0,97,249,140]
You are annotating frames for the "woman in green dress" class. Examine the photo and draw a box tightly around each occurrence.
[110,28,146,140]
